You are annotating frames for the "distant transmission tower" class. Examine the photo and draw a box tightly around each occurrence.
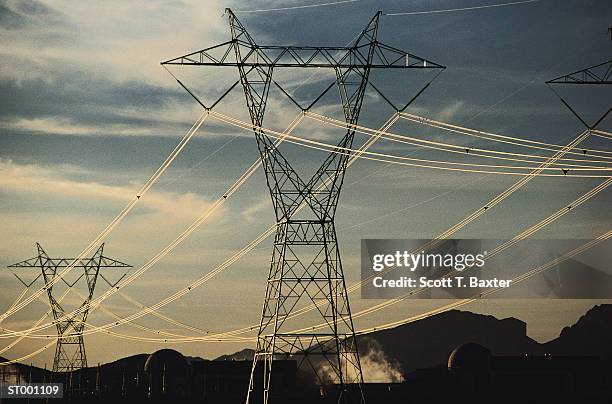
[163,9,442,403]
[8,243,131,372]
[546,29,612,129]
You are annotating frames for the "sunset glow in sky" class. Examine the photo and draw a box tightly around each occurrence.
[1,0,611,367]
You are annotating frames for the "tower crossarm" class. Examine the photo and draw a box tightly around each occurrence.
[162,42,444,70]
[546,59,612,85]
[8,257,131,269]
[161,9,444,223]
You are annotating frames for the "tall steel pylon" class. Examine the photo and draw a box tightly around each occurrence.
[546,30,612,130]
[8,243,131,372]
[162,8,443,403]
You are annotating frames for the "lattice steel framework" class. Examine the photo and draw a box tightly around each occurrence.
[163,8,443,404]
[546,59,612,85]
[546,31,612,129]
[8,243,131,372]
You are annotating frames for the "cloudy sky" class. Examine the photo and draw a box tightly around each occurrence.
[1,0,611,368]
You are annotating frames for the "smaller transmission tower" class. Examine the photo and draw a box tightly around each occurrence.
[8,243,131,372]
[546,30,612,129]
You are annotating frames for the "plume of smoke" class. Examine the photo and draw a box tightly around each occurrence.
[313,337,404,384]
[359,338,404,383]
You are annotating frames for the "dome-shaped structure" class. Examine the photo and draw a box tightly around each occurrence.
[144,349,187,373]
[145,349,188,399]
[447,343,491,371]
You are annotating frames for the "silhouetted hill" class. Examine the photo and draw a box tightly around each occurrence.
[215,305,612,376]
[215,348,255,361]
[98,353,150,369]
[543,304,612,356]
[6,305,610,380]
[358,304,612,375]
[361,309,541,373]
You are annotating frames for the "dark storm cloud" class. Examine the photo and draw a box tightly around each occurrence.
[0,0,64,30]
[0,2,26,29]
[0,68,191,131]
[11,0,53,16]
[2,0,609,139]
[0,1,205,170]
[227,0,611,136]
[238,0,611,79]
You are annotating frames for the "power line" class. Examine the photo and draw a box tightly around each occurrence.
[356,230,612,334]
[293,178,612,333]
[3,126,608,358]
[307,111,612,166]
[209,110,610,176]
[0,115,606,340]
[0,112,402,345]
[235,0,362,13]
[10,175,608,344]
[400,113,612,158]
[0,112,209,323]
[6,244,131,372]
[3,47,608,346]
[385,0,541,17]
[0,114,306,340]
[0,111,607,343]
[3,121,605,344]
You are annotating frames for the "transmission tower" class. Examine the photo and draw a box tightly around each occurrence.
[546,30,612,129]
[8,243,131,372]
[163,9,443,404]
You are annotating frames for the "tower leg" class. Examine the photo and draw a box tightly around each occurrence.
[247,221,365,404]
[53,335,87,373]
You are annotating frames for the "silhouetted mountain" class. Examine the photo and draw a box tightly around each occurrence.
[7,304,608,386]
[361,309,540,373]
[98,353,150,369]
[543,304,612,356]
[359,304,612,375]
[215,348,255,361]
[185,355,207,363]
[2,305,610,403]
[214,304,612,376]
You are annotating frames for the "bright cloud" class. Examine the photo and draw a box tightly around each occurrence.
[0,158,220,219]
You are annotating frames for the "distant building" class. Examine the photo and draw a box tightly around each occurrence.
[1,346,609,403]
[144,349,188,401]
